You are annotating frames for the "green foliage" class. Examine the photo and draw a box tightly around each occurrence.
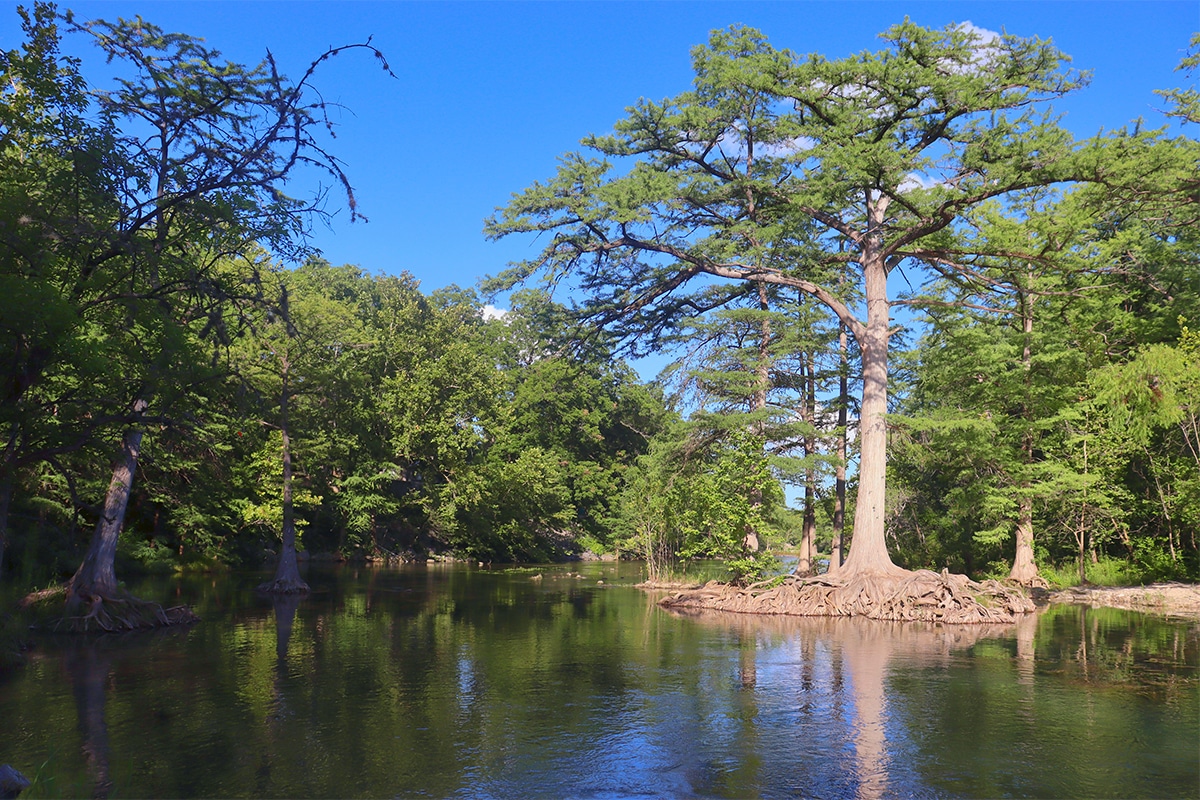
[1088,321,1200,578]
[487,18,1149,576]
[233,431,323,541]
[1157,32,1200,125]
[0,4,393,586]
[621,426,783,583]
[1036,558,1141,589]
[3,9,1197,586]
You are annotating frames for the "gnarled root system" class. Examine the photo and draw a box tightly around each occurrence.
[53,589,199,633]
[660,568,1034,624]
[256,576,310,595]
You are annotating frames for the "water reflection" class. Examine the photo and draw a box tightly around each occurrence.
[54,628,190,799]
[673,610,1014,799]
[62,640,113,799]
[1,566,1195,799]
[272,593,302,664]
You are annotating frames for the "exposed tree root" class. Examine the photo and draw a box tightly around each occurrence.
[256,576,310,595]
[659,568,1034,624]
[50,588,199,634]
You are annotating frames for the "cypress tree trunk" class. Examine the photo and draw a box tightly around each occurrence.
[1009,498,1040,585]
[55,397,195,631]
[66,399,149,612]
[841,199,901,577]
[830,324,849,572]
[800,481,816,575]
[1009,281,1042,586]
[742,280,772,554]
[797,353,817,576]
[259,353,310,594]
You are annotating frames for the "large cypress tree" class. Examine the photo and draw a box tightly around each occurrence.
[488,21,1112,619]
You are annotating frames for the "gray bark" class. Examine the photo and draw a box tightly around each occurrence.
[66,399,148,609]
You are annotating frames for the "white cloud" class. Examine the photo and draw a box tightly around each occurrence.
[958,21,1001,46]
[481,304,508,321]
[954,22,1004,73]
[680,116,816,163]
[898,172,943,193]
[757,135,817,158]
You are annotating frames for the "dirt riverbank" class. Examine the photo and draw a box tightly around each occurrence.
[1042,582,1200,621]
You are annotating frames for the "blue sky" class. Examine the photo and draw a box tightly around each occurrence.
[5,1,1196,302]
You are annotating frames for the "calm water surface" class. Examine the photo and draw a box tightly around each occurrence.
[1,562,1196,798]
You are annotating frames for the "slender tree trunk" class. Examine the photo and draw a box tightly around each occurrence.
[842,202,899,577]
[1079,523,1088,584]
[800,480,816,575]
[797,353,816,576]
[830,324,848,573]
[261,353,309,594]
[753,281,771,430]
[1009,283,1041,585]
[1144,450,1179,562]
[66,399,149,610]
[1079,434,1091,581]
[0,469,12,581]
[743,280,771,554]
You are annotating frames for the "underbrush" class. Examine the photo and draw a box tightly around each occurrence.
[976,553,1196,589]
[1038,557,1142,589]
[643,559,732,585]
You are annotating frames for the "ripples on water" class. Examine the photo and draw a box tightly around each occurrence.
[1,563,1196,798]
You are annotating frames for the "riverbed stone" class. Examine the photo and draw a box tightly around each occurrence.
[0,765,30,799]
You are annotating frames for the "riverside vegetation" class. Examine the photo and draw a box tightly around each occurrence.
[1,7,1198,634]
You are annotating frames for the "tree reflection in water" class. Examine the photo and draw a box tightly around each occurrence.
[62,640,113,799]
[60,629,191,799]
[669,609,1013,800]
[256,593,305,793]
[272,593,302,665]
[6,569,1193,799]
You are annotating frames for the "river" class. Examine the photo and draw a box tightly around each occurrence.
[1,561,1196,798]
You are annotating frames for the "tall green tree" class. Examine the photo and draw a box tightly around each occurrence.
[487,21,1100,587]
[1,4,392,618]
[232,265,366,592]
[0,3,125,578]
[483,291,667,557]
[620,423,782,583]
[1091,321,1200,577]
